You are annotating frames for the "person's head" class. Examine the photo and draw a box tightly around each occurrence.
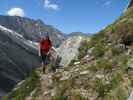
[42,36,46,40]
[46,35,49,40]
[45,32,50,40]
[41,35,50,41]
[41,32,50,40]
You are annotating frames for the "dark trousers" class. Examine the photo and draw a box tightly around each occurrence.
[41,51,48,72]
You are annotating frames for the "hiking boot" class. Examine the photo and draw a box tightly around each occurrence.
[43,67,46,74]
[51,66,56,73]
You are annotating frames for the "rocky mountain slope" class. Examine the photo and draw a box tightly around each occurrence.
[2,0,133,100]
[0,25,41,98]
[0,15,65,47]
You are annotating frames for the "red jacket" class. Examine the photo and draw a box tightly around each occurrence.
[40,39,52,54]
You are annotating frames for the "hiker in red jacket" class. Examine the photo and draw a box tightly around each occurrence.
[38,34,52,73]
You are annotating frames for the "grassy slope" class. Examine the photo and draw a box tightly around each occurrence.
[2,70,41,100]
[43,6,133,99]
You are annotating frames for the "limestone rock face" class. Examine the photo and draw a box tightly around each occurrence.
[128,90,133,100]
[57,36,83,67]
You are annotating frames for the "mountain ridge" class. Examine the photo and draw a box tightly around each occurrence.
[67,32,91,37]
[0,15,65,47]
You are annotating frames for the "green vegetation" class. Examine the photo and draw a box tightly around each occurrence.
[52,79,74,99]
[92,45,105,58]
[96,58,112,71]
[3,70,40,100]
[110,70,123,89]
[94,78,110,98]
[104,86,128,100]
[78,40,90,59]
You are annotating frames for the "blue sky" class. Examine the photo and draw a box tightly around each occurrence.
[0,0,128,34]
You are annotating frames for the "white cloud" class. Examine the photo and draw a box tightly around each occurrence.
[43,0,59,11]
[7,8,25,17]
[103,1,112,6]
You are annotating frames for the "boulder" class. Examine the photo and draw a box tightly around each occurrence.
[127,58,133,69]
[128,90,133,100]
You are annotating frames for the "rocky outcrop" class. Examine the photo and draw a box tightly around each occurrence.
[57,36,83,67]
[127,58,133,69]
[128,0,133,8]
[46,36,83,68]
[0,25,41,97]
[128,90,133,100]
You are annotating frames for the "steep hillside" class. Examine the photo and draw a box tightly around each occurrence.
[0,25,41,98]
[0,15,65,47]
[2,1,133,100]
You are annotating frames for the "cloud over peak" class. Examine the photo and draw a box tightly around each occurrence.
[7,8,25,17]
